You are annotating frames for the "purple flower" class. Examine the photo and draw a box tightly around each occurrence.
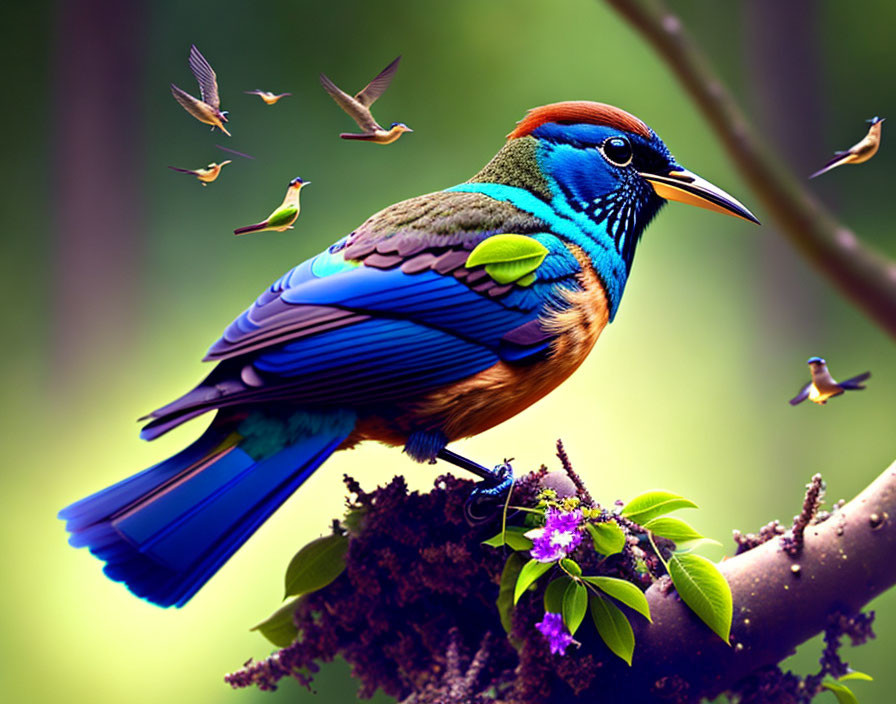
[529,508,583,563]
[536,612,577,655]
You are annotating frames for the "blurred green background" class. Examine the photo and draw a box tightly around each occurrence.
[2,0,893,702]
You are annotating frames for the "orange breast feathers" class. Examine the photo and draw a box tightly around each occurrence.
[352,246,611,448]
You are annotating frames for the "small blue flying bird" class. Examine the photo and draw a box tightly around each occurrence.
[789,356,871,405]
[59,101,757,607]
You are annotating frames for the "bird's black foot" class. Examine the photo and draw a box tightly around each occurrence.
[436,449,514,525]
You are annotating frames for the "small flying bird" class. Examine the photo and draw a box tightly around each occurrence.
[167,160,231,186]
[170,45,231,136]
[789,357,870,405]
[809,116,885,179]
[233,177,309,236]
[320,55,413,144]
[244,89,292,105]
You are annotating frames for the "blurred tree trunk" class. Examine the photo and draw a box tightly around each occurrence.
[743,0,825,172]
[742,0,826,339]
[52,0,146,381]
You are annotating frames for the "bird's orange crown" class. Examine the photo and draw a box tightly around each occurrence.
[507,101,651,140]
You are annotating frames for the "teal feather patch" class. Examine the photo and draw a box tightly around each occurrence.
[311,248,361,278]
[447,182,628,320]
[466,234,549,285]
[238,409,357,460]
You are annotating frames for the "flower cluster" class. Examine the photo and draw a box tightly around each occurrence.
[528,507,583,563]
[536,612,578,655]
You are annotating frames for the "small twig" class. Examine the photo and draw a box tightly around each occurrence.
[555,439,594,506]
[783,473,825,555]
[400,629,497,704]
[604,0,896,337]
[460,632,493,695]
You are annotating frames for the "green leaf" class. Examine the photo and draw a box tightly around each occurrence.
[839,672,873,683]
[516,272,537,287]
[482,525,534,551]
[643,516,714,545]
[544,577,572,614]
[560,558,582,577]
[284,533,349,599]
[822,682,859,704]
[251,596,304,647]
[668,553,732,643]
[496,553,525,634]
[589,594,635,665]
[342,508,366,535]
[586,521,626,556]
[562,581,589,635]
[582,576,651,622]
[466,234,549,285]
[621,490,698,525]
[513,559,552,605]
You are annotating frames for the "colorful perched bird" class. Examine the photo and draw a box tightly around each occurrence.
[167,160,231,186]
[233,177,309,236]
[789,357,870,405]
[320,56,413,144]
[810,116,885,179]
[244,89,292,105]
[170,45,231,136]
[59,101,757,607]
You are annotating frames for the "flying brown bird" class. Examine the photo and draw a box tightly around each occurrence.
[170,45,231,136]
[789,357,870,405]
[810,116,884,179]
[244,89,292,105]
[167,161,231,186]
[319,56,412,144]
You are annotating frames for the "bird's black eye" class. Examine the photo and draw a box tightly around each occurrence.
[601,136,633,167]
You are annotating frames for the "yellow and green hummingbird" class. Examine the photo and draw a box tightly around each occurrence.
[789,356,870,405]
[170,45,231,136]
[167,160,231,186]
[320,56,413,144]
[233,177,309,236]
[244,89,292,105]
[810,116,884,179]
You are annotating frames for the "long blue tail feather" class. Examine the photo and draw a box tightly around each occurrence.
[59,423,349,607]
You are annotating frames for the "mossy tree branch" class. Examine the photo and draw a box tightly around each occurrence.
[588,461,896,702]
[605,0,896,338]
[231,462,896,703]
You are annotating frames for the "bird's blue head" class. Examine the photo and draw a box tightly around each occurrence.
[505,102,758,315]
[289,177,309,189]
[390,122,413,133]
[807,356,826,365]
[867,116,885,125]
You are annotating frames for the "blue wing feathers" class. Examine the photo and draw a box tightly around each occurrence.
[149,233,580,436]
[59,432,226,531]
[839,371,870,390]
[60,426,350,607]
[64,195,595,606]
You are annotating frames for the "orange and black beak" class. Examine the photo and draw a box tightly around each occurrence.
[641,168,759,224]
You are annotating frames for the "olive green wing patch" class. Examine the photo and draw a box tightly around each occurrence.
[268,205,299,229]
[465,234,549,286]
